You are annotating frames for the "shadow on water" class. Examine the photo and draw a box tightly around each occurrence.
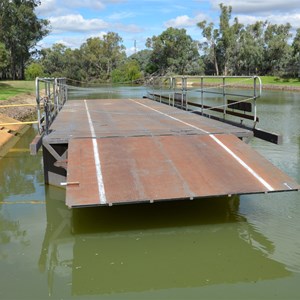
[39,186,291,297]
[72,196,242,234]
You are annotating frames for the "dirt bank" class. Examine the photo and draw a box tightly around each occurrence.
[0,92,36,121]
[0,93,36,158]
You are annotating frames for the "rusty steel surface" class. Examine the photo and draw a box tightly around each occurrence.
[43,98,299,207]
[66,134,299,208]
[45,98,252,144]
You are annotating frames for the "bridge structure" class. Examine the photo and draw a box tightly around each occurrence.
[30,77,299,208]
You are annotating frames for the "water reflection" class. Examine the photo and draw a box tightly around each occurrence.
[0,126,44,203]
[40,187,290,297]
[68,85,146,100]
[0,87,298,298]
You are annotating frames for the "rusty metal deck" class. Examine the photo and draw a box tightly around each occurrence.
[45,98,299,208]
[44,98,252,143]
[66,134,299,207]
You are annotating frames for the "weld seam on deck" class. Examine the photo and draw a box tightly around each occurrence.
[130,99,274,192]
[84,100,107,204]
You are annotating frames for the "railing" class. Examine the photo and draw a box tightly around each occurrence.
[36,77,68,135]
[146,75,262,128]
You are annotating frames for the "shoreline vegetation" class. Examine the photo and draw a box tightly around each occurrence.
[1,77,300,117]
[0,77,300,156]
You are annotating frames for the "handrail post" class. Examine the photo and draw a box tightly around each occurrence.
[223,76,226,119]
[181,77,184,109]
[36,77,42,134]
[201,76,204,114]
[254,76,257,127]
[172,77,175,107]
[159,77,162,103]
[169,77,172,106]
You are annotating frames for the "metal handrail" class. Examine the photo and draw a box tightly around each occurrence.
[146,75,262,128]
[36,77,68,135]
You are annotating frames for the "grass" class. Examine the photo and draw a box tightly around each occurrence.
[260,76,300,86]
[0,80,35,101]
[185,75,300,87]
[1,76,300,100]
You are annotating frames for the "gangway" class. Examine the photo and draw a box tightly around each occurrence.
[30,77,299,208]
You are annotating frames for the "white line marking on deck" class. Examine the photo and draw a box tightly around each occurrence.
[130,99,274,192]
[84,100,107,204]
[209,134,274,191]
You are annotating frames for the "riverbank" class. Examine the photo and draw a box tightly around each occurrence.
[0,92,36,158]
[189,81,300,91]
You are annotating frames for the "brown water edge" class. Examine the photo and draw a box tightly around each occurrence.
[0,115,30,158]
[0,93,36,157]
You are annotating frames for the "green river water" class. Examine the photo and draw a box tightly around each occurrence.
[0,87,299,299]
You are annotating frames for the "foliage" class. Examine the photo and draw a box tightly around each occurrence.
[25,62,44,80]
[0,0,49,80]
[146,27,204,75]
[80,32,126,81]
[38,32,127,82]
[129,49,152,74]
[2,1,300,82]
[262,23,292,76]
[0,42,9,74]
[197,4,298,77]
[111,60,142,83]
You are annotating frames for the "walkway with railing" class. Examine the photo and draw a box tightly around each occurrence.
[146,75,262,129]
[35,77,68,135]
[26,76,300,208]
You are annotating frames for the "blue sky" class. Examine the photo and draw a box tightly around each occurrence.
[36,0,300,55]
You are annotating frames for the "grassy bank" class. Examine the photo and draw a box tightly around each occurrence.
[261,76,300,86]
[186,75,300,85]
[0,80,35,100]
[1,77,300,100]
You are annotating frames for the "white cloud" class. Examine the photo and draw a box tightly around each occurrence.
[64,0,106,10]
[36,0,60,16]
[36,0,126,16]
[209,0,300,14]
[49,14,109,33]
[164,13,209,28]
[114,23,143,33]
[238,13,300,30]
[126,46,139,56]
[205,0,300,30]
[108,12,136,20]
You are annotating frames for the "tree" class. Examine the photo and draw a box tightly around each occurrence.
[290,28,300,77]
[263,23,292,75]
[129,49,152,74]
[111,60,142,83]
[198,4,242,76]
[197,21,220,75]
[25,62,44,79]
[0,42,10,78]
[80,32,126,81]
[40,43,69,77]
[146,27,203,75]
[0,0,49,79]
[236,22,265,75]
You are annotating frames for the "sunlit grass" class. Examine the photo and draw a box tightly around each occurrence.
[0,80,35,101]
[261,76,300,85]
[185,76,300,87]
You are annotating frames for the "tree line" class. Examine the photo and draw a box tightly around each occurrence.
[1,1,300,82]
